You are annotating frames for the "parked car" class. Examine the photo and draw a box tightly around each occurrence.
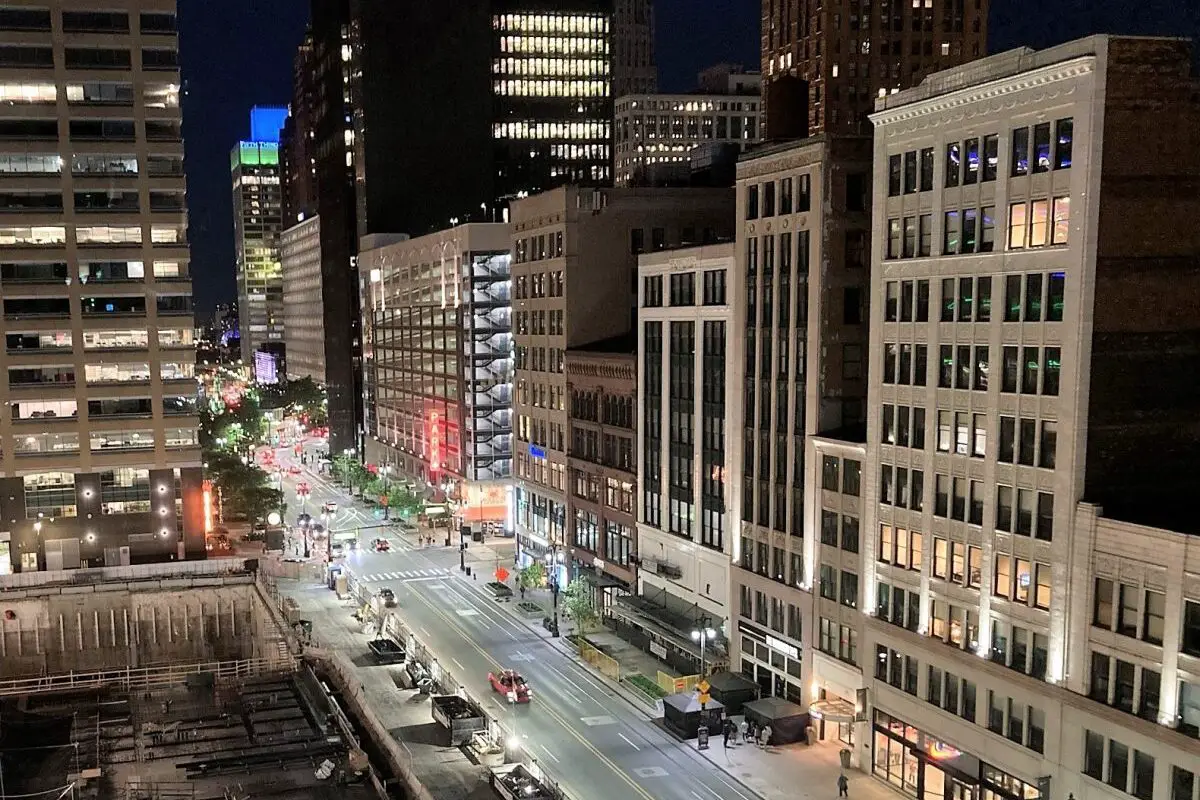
[377,587,396,607]
[323,501,339,514]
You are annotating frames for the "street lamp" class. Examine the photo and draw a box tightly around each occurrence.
[690,620,717,677]
[691,617,717,751]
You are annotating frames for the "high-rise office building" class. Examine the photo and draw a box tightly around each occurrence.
[511,185,734,587]
[280,215,325,382]
[0,1,204,572]
[729,133,873,704]
[631,242,737,675]
[614,65,763,187]
[727,34,1200,792]
[231,106,286,365]
[612,0,656,96]
[760,0,989,136]
[359,225,514,531]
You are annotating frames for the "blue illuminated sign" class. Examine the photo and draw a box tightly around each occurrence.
[249,106,288,144]
[529,445,546,459]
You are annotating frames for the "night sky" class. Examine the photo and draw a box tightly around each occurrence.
[179,0,1199,311]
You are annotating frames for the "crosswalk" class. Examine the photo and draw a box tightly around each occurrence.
[357,568,457,583]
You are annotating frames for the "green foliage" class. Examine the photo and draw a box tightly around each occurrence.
[202,447,282,521]
[626,673,668,699]
[518,561,546,590]
[259,377,327,425]
[200,391,266,452]
[562,577,599,633]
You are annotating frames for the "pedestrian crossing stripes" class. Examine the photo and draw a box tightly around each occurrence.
[357,568,456,583]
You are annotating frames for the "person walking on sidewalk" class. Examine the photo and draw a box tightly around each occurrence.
[838,773,849,797]
[759,724,772,749]
[738,718,748,744]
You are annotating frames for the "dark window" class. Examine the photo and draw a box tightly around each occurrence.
[1054,118,1074,169]
[630,228,645,255]
[963,138,979,184]
[65,48,132,69]
[1032,122,1051,173]
[763,181,776,217]
[982,134,998,181]
[844,172,866,212]
[0,119,57,138]
[1012,127,1030,176]
[746,184,759,219]
[62,11,129,32]
[139,12,177,32]
[1182,600,1200,657]
[1094,578,1114,628]
[945,142,960,187]
[141,49,178,69]
[903,151,917,194]
[780,177,793,214]
[69,119,136,140]
[0,8,51,30]
[651,227,665,250]
[0,45,52,67]
[919,147,934,191]
[888,154,902,196]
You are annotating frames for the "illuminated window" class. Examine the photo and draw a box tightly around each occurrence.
[1008,203,1026,250]
[0,82,56,102]
[77,225,141,245]
[0,226,66,245]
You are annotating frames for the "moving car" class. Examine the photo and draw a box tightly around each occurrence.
[488,670,532,703]
[323,501,339,514]
[372,537,390,552]
[377,587,396,607]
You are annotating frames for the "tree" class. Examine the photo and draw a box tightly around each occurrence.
[562,578,599,633]
[518,561,546,591]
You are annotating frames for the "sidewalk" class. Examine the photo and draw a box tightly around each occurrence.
[698,735,896,800]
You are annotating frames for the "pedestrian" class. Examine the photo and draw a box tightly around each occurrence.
[722,721,731,748]
[738,718,749,743]
[838,773,849,798]
[759,724,772,749]
[520,585,526,599]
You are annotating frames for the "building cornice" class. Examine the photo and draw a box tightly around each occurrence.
[870,57,1095,129]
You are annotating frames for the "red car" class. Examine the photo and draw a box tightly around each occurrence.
[372,538,390,552]
[488,670,532,703]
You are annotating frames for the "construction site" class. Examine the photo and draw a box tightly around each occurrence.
[0,559,385,800]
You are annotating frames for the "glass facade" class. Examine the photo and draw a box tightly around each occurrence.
[872,711,1041,800]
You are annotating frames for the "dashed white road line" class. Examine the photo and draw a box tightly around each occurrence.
[618,732,640,751]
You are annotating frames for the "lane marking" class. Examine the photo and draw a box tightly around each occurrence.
[691,792,705,800]
[618,732,640,751]
[404,576,447,583]
[452,658,464,671]
[402,580,655,800]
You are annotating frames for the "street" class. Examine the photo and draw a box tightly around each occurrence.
[269,443,758,800]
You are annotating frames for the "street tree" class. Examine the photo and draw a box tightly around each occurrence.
[562,578,599,634]
[518,561,546,590]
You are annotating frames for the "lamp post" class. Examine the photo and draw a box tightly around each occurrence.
[691,618,716,750]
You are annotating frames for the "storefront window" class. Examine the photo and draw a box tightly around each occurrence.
[873,711,1040,800]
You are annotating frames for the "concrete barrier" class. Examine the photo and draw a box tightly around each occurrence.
[305,647,438,800]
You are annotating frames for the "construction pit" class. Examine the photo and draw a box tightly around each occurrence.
[0,559,385,800]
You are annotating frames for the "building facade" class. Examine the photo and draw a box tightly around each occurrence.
[359,224,514,528]
[614,67,763,187]
[612,0,655,96]
[280,214,325,382]
[728,134,873,707]
[230,107,286,363]
[848,35,1200,800]
[0,0,204,571]
[629,242,737,675]
[565,338,637,608]
[511,186,734,588]
[759,0,990,136]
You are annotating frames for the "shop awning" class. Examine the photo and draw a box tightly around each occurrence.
[809,696,857,724]
[575,563,629,590]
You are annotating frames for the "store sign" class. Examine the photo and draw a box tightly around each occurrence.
[428,411,442,475]
[649,641,668,659]
[765,635,799,660]
[926,741,963,760]
[529,445,546,459]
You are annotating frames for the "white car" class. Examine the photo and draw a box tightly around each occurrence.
[323,501,339,514]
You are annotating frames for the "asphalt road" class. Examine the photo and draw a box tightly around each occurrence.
[269,444,756,800]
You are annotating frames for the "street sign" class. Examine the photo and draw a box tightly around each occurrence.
[495,567,510,583]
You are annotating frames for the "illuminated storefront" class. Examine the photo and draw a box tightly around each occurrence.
[872,711,1041,800]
